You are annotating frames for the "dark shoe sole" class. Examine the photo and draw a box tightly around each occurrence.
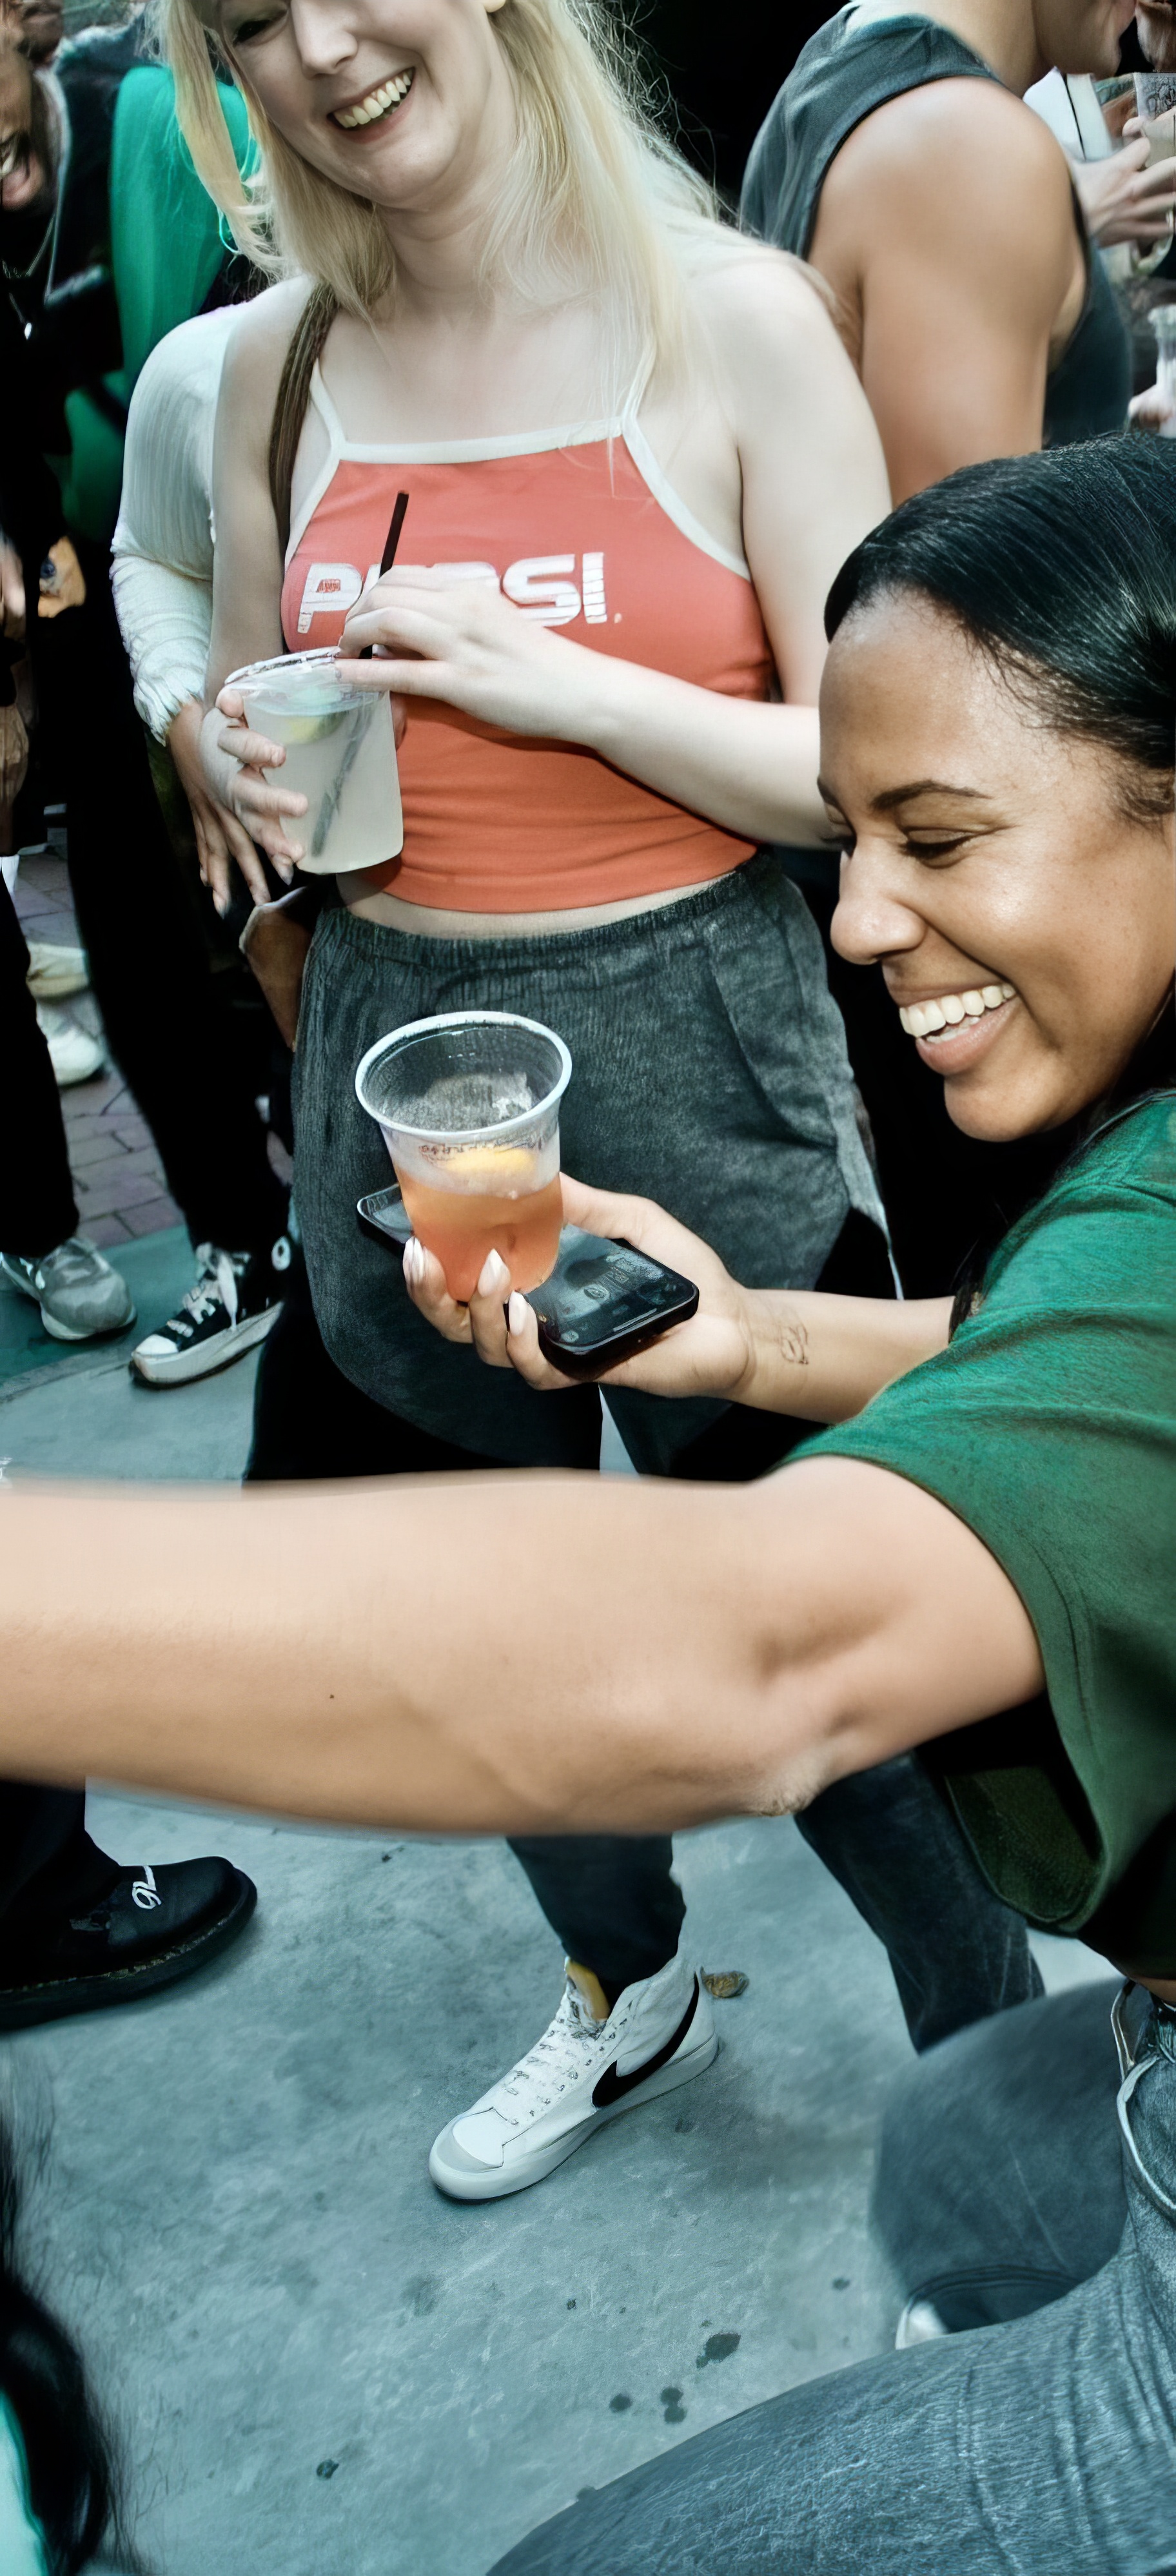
[0,1869,257,2031]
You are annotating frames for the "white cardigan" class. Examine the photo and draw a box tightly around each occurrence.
[110,306,234,740]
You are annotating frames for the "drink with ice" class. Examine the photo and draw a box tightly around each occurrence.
[355,1013,573,1300]
[227,649,402,876]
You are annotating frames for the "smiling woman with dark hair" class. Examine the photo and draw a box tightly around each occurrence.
[0,436,1173,2570]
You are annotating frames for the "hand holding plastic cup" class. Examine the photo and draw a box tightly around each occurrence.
[225,649,403,875]
[355,1012,572,1300]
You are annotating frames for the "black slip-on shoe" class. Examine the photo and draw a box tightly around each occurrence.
[0,1857,257,2030]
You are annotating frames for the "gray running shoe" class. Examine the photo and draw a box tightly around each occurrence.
[0,1238,136,1342]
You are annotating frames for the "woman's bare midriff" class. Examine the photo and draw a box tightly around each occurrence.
[341,872,736,938]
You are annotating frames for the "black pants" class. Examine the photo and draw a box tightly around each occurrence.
[0,873,76,1257]
[30,547,287,1257]
[248,1220,1039,2038]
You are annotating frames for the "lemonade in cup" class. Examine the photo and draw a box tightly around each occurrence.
[226,649,402,876]
[355,1013,573,1300]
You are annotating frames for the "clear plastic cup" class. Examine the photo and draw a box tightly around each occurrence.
[355,1011,573,1299]
[226,649,402,876]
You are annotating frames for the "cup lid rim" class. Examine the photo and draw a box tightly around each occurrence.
[225,649,358,691]
[354,1010,573,1144]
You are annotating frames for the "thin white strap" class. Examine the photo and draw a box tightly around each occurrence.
[621,414,750,581]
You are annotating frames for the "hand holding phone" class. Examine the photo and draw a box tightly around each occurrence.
[385,1173,756,1401]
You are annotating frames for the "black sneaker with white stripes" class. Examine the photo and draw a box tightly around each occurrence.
[130,1238,289,1386]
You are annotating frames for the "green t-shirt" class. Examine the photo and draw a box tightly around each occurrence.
[801,1093,1176,1976]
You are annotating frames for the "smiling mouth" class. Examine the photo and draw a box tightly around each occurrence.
[898,982,1015,1042]
[330,68,414,131]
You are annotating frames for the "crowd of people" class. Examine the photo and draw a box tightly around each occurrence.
[1,0,1174,2568]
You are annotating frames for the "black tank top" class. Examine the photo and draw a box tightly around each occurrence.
[740,7,1130,447]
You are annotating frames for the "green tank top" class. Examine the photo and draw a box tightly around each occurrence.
[740,6,1130,447]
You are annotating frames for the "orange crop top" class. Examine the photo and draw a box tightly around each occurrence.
[281,371,776,912]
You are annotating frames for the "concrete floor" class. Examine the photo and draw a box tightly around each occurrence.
[0,1268,1090,2576]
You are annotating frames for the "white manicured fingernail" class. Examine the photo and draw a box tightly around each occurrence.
[507,1292,528,1335]
[478,1249,507,1295]
[405,1238,422,1283]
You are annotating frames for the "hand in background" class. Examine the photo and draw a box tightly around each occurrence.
[37,537,85,620]
[1075,134,1176,244]
[0,538,25,643]
[168,698,274,915]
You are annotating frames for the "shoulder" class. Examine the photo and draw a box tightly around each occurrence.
[828,72,1073,218]
[218,277,315,409]
[132,307,239,412]
[683,235,875,449]
[687,233,852,380]
[1061,1095,1176,1209]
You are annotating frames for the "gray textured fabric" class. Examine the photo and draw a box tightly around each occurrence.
[293,854,881,1466]
[491,1984,1176,2575]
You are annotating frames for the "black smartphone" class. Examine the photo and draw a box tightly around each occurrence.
[527,1229,699,1379]
[357,1189,699,1378]
[357,1183,413,1247]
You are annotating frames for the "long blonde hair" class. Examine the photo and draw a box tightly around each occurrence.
[153,0,724,364]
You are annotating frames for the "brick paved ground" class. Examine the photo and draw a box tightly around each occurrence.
[14,846,186,1249]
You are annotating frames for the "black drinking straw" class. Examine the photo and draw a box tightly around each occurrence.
[311,492,411,857]
[358,489,409,659]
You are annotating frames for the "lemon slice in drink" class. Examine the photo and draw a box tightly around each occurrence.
[442,1145,538,1194]
[273,707,348,745]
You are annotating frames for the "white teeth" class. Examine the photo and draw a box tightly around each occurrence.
[335,70,412,129]
[898,982,1016,1041]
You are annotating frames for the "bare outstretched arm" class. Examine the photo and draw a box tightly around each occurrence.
[0,1459,1041,1837]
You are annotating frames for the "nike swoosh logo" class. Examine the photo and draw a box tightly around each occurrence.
[592,1978,701,2109]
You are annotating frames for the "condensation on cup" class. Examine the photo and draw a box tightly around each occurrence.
[226,649,402,875]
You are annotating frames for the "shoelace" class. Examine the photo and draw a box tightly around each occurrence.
[30,1238,103,1289]
[489,1986,623,2127]
[165,1245,246,1340]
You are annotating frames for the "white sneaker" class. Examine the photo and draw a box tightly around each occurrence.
[36,1002,103,1087]
[429,1951,717,2203]
[25,940,89,1002]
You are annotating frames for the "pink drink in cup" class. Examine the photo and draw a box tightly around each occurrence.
[355,1012,573,1300]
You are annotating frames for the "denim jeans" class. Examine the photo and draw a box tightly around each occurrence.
[489,1980,1176,2574]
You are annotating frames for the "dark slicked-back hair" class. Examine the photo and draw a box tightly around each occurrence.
[825,438,1176,817]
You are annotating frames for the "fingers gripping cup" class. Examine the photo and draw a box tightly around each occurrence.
[355,1013,572,1300]
[227,649,403,875]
